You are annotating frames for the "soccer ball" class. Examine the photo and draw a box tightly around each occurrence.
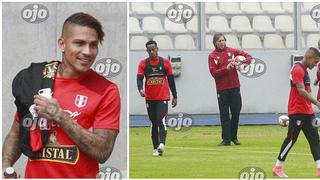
[235,56,246,62]
[234,56,246,70]
[278,115,289,127]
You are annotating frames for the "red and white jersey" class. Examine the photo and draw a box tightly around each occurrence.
[16,69,120,178]
[288,63,313,115]
[137,57,173,100]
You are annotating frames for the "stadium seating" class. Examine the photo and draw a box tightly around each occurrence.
[187,16,209,33]
[242,34,263,49]
[153,2,173,14]
[306,34,320,48]
[164,18,188,33]
[183,2,198,14]
[264,34,285,49]
[130,36,149,50]
[208,16,232,32]
[225,34,241,49]
[129,2,315,50]
[231,16,253,32]
[240,2,263,14]
[153,35,174,49]
[142,16,165,33]
[261,2,285,14]
[282,2,293,13]
[285,34,306,49]
[131,2,154,15]
[275,15,294,32]
[252,15,276,33]
[175,35,196,49]
[205,2,220,14]
[186,16,198,33]
[301,15,319,32]
[206,35,214,49]
[302,2,319,13]
[129,17,143,34]
[205,34,241,50]
[219,2,242,14]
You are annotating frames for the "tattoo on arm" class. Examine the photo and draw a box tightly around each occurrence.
[59,112,118,163]
[2,121,21,169]
[296,82,317,104]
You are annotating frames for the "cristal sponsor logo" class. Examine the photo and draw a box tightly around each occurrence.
[21,4,49,23]
[239,58,266,78]
[32,145,79,164]
[146,77,164,85]
[167,112,193,132]
[93,58,122,78]
[96,166,122,180]
[166,3,194,23]
[238,167,266,180]
[310,4,320,23]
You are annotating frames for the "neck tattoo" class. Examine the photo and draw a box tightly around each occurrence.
[58,64,65,77]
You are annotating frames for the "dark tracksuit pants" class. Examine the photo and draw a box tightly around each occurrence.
[217,88,242,143]
[277,114,320,161]
[146,100,168,149]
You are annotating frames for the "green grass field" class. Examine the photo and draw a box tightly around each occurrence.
[130,125,319,178]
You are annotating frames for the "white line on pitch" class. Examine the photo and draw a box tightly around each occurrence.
[167,146,311,156]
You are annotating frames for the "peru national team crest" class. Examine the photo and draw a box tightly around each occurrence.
[75,95,88,108]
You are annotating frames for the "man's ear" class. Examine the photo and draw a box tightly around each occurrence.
[58,37,65,52]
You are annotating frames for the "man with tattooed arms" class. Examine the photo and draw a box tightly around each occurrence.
[2,12,120,178]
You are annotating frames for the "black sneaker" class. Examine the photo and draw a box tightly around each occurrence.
[232,139,241,145]
[218,141,230,146]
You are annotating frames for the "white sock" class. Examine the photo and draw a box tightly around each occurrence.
[276,159,283,167]
[316,160,320,168]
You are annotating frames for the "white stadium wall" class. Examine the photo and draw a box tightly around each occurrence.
[130,50,319,115]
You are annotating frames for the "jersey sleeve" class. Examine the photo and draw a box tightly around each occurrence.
[291,66,304,84]
[93,84,120,132]
[164,59,173,75]
[137,60,146,76]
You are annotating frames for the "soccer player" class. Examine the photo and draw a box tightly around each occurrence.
[272,47,320,178]
[208,33,252,146]
[2,13,120,178]
[137,40,177,156]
